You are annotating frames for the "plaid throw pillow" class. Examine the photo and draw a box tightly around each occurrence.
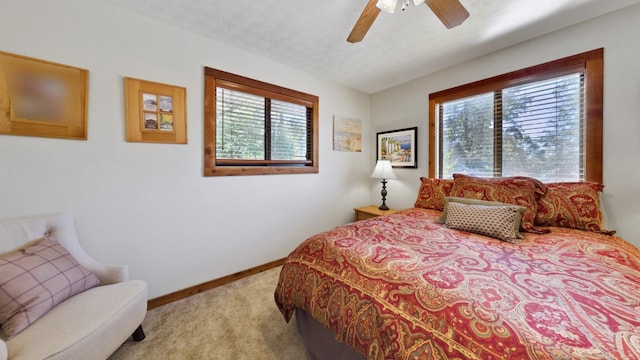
[0,235,100,338]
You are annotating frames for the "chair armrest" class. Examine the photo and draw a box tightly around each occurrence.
[82,262,130,285]
[47,214,130,284]
[0,339,7,360]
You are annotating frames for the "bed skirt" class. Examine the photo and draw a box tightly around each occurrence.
[295,308,365,360]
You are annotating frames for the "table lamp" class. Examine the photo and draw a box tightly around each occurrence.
[370,160,397,210]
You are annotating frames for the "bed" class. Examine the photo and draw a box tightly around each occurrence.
[274,175,640,359]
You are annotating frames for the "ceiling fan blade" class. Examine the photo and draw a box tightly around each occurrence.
[347,0,381,43]
[425,0,469,29]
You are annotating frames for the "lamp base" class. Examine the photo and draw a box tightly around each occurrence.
[378,178,389,211]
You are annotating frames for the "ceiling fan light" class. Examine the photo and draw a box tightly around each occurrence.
[376,0,398,13]
[412,0,424,5]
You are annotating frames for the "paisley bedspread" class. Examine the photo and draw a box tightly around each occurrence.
[274,208,640,359]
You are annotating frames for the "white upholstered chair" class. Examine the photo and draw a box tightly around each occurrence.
[0,213,147,360]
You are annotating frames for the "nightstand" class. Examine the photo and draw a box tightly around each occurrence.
[354,205,398,221]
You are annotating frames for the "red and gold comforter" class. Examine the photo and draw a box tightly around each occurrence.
[274,208,640,359]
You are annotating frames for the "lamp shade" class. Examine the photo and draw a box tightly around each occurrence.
[371,160,397,179]
[376,0,398,13]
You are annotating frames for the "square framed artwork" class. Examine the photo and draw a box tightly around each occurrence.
[0,51,88,140]
[124,77,187,143]
[333,116,362,152]
[376,127,417,168]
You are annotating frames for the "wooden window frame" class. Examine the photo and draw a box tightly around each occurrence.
[428,48,604,183]
[204,68,319,176]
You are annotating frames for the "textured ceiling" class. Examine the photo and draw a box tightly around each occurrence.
[105,0,640,94]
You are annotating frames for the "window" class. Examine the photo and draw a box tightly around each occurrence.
[429,48,603,183]
[204,68,319,176]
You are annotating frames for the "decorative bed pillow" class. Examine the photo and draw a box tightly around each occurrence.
[444,202,522,242]
[437,197,526,239]
[450,174,549,234]
[414,177,454,210]
[0,235,100,338]
[535,181,615,235]
[452,173,548,196]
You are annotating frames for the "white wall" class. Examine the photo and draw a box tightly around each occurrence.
[371,4,640,246]
[3,1,639,300]
[0,0,372,298]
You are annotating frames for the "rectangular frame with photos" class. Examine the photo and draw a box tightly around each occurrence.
[0,51,89,140]
[124,77,187,144]
[376,127,417,168]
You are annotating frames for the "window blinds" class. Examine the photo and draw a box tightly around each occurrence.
[439,73,584,182]
[216,88,310,163]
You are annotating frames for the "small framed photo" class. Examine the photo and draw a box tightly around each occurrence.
[159,95,173,112]
[142,93,158,111]
[376,127,417,168]
[159,113,173,131]
[124,77,187,144]
[143,112,158,130]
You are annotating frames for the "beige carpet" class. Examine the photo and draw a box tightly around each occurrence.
[109,266,309,359]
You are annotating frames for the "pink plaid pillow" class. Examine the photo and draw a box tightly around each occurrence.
[0,236,100,338]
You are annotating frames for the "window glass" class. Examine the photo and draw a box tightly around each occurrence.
[429,49,602,183]
[216,88,265,160]
[204,68,319,176]
[502,74,583,181]
[439,74,583,181]
[270,99,308,161]
[441,92,494,177]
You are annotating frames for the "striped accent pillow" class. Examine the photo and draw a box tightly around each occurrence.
[0,236,100,338]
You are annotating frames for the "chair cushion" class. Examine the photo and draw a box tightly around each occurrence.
[3,280,147,360]
[0,236,99,338]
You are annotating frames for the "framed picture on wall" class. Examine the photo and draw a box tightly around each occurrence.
[376,127,417,168]
[124,77,187,144]
[0,51,89,140]
[333,116,362,152]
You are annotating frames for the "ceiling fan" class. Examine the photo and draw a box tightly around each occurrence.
[347,0,470,43]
